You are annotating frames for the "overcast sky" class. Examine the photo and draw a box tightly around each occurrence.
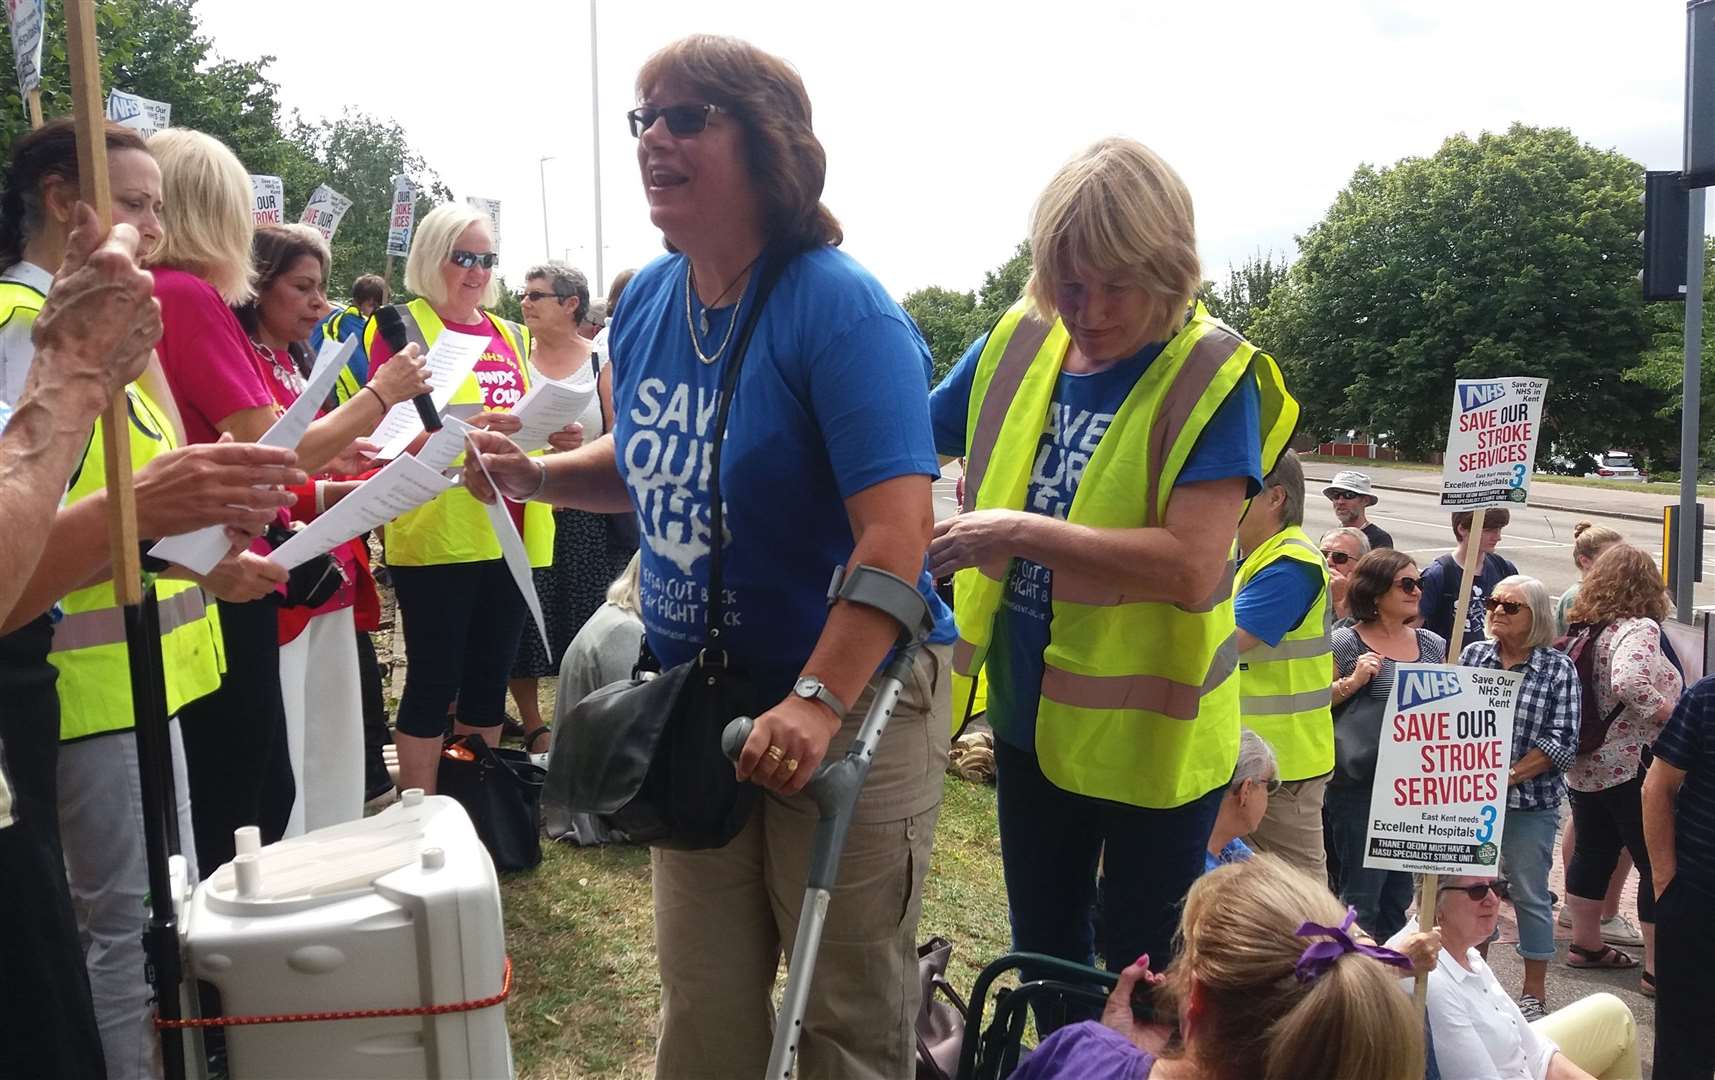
[195,0,1691,299]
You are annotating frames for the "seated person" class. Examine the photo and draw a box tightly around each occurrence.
[1386,875,1640,1080]
[1016,855,1436,1080]
[1206,729,1277,870]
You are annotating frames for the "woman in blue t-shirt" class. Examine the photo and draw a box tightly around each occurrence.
[463,35,954,1080]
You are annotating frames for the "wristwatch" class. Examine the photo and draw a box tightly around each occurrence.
[793,675,848,720]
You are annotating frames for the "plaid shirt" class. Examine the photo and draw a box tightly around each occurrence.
[1460,640,1580,811]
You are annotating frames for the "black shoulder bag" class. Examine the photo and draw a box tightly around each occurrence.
[544,254,786,850]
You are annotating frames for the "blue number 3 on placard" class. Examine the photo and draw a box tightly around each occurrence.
[1509,464,1526,489]
[1476,805,1497,844]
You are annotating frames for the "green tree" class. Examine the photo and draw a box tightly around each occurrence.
[900,240,1033,381]
[1197,251,1289,338]
[1251,125,1671,464]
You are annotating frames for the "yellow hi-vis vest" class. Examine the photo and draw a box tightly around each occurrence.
[1235,526,1334,782]
[323,305,364,405]
[50,386,225,741]
[361,298,554,567]
[951,299,1298,809]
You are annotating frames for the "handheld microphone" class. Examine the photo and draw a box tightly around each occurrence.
[375,305,441,432]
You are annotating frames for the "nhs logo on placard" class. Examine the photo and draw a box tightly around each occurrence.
[1398,668,1462,709]
[107,94,140,123]
[1458,382,1507,413]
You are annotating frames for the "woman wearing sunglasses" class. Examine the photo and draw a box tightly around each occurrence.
[1390,875,1640,1080]
[363,203,565,795]
[461,35,954,1079]
[1561,544,1681,998]
[1457,575,1579,1020]
[1319,526,1369,625]
[1325,548,1447,940]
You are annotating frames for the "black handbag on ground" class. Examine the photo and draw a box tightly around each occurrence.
[437,733,546,872]
[544,254,785,851]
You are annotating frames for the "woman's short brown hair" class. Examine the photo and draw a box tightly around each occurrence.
[636,35,841,252]
[1567,544,1672,625]
[1347,548,1416,623]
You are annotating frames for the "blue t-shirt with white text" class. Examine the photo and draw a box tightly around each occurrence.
[929,332,1262,751]
[607,248,955,697]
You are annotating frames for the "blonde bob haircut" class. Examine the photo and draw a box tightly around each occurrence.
[143,128,255,304]
[406,203,500,311]
[1025,137,1199,344]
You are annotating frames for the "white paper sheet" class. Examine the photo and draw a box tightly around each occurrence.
[266,454,454,570]
[369,329,490,458]
[145,524,234,577]
[509,376,596,453]
[413,414,476,474]
[465,438,548,646]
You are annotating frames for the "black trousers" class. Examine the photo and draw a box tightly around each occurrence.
[357,630,392,793]
[1656,874,1715,1079]
[390,560,526,738]
[1567,771,1657,923]
[179,596,294,872]
[0,618,105,1080]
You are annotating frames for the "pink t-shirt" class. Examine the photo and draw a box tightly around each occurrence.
[151,266,274,446]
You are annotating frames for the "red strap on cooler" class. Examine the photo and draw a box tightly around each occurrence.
[155,955,512,1028]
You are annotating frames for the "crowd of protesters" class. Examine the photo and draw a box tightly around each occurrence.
[2,29,1714,1080]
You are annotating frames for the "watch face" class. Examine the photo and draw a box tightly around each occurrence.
[795,677,818,696]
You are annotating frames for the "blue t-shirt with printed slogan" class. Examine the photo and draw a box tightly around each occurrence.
[607,248,955,699]
[930,332,1263,752]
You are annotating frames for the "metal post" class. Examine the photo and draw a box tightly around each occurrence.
[538,155,554,263]
[1682,1,1712,621]
[589,0,605,293]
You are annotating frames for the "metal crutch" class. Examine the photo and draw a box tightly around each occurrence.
[720,564,935,1080]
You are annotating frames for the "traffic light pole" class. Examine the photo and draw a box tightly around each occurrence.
[1679,0,1714,622]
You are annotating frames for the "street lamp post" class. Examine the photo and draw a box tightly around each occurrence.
[589,0,605,292]
[539,155,556,263]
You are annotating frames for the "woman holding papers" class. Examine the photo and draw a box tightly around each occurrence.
[365,203,558,794]
[463,36,953,1077]
[144,129,428,871]
[508,260,632,748]
[232,223,393,833]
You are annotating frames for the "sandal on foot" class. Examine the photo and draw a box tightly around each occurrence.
[1641,970,1657,998]
[523,725,552,753]
[1566,943,1638,969]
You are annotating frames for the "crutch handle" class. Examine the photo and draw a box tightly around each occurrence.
[721,714,844,812]
[721,716,754,762]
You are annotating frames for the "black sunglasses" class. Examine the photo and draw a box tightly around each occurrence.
[1440,879,1510,902]
[1483,597,1529,616]
[520,290,566,304]
[628,103,725,138]
[1322,550,1355,566]
[450,250,499,270]
[1395,577,1422,594]
[1327,489,1362,500]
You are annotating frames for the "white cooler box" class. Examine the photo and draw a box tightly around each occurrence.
[181,792,513,1079]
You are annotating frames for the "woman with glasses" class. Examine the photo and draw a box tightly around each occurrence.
[1205,729,1279,870]
[1320,526,1369,625]
[1458,575,1579,1020]
[365,203,566,794]
[1325,548,1447,940]
[1390,874,1640,1080]
[1561,543,1681,998]
[505,261,632,751]
[461,35,954,1078]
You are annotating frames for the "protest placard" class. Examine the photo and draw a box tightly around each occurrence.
[1363,663,1520,876]
[300,183,353,242]
[466,195,501,251]
[1439,377,1548,509]
[386,174,416,257]
[250,174,284,226]
[105,89,171,138]
[5,0,43,96]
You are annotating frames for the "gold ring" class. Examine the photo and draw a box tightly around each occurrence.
[765,745,785,763]
[783,758,800,774]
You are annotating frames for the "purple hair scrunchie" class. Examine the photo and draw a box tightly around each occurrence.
[1293,906,1414,985]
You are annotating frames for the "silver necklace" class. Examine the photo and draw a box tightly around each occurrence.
[683,255,761,365]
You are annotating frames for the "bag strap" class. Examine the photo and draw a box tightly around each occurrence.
[700,252,788,665]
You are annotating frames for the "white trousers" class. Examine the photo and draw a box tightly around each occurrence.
[277,605,363,836]
[57,721,196,1080]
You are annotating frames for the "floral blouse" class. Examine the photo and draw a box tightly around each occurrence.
[1567,618,1683,793]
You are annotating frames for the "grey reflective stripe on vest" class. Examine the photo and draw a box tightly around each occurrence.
[394,303,430,351]
[963,314,1053,514]
[1052,558,1236,612]
[1143,325,1246,527]
[50,588,207,653]
[1039,634,1239,720]
[1241,635,1333,662]
[1240,686,1333,716]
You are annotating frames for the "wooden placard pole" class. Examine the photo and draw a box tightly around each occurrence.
[1413,506,1487,1009]
[64,3,187,1074]
[26,87,41,129]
